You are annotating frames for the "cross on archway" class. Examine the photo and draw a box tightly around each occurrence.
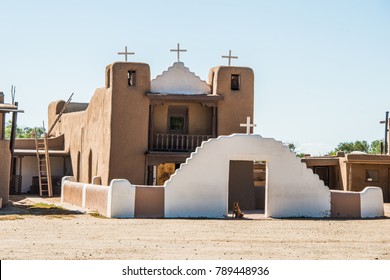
[170,43,187,62]
[117,46,135,62]
[240,116,257,134]
[222,50,238,66]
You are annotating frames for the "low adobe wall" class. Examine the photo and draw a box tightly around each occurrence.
[61,177,135,218]
[330,187,384,218]
[134,185,164,218]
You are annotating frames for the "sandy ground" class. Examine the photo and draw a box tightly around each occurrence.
[0,195,389,260]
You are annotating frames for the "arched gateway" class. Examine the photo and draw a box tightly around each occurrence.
[164,134,331,218]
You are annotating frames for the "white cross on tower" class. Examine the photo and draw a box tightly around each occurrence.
[222,50,238,66]
[170,43,187,62]
[117,46,135,62]
[240,116,257,134]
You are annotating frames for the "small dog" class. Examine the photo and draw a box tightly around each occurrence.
[232,202,244,218]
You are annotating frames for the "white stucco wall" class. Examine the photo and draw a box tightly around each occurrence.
[19,156,64,193]
[360,187,384,218]
[164,134,331,218]
[107,179,135,218]
[150,62,211,95]
[61,177,135,218]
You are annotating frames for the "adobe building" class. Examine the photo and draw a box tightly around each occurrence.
[44,58,254,189]
[302,152,390,203]
[0,92,24,207]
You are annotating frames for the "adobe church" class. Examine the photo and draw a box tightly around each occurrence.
[46,47,254,186]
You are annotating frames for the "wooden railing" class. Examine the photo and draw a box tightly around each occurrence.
[153,134,212,152]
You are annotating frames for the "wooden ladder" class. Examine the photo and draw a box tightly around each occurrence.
[35,133,52,197]
[34,93,74,197]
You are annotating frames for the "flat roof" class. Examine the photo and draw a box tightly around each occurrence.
[0,103,24,113]
[14,149,69,157]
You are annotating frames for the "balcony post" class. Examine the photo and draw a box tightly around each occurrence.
[148,104,154,150]
[212,106,217,138]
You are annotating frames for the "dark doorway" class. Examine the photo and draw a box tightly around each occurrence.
[314,166,329,186]
[228,160,266,211]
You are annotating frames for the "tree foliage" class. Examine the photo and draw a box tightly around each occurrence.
[4,120,45,139]
[286,142,306,158]
[329,140,383,155]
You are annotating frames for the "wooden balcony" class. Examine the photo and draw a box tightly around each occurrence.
[152,134,212,152]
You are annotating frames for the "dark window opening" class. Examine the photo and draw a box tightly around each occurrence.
[128,70,136,86]
[231,74,240,90]
[169,116,185,131]
[106,69,111,88]
[314,166,330,186]
[366,170,379,182]
[167,107,188,134]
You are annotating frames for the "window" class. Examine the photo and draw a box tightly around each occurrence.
[366,170,379,182]
[128,70,136,86]
[231,74,240,90]
[106,69,111,88]
[168,107,188,134]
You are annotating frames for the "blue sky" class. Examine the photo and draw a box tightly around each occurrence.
[0,0,389,155]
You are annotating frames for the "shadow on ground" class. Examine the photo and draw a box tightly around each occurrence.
[0,197,83,216]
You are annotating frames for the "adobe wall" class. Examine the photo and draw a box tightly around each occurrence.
[153,102,212,135]
[208,66,254,136]
[330,190,361,218]
[0,140,10,207]
[84,185,109,216]
[330,188,384,218]
[108,62,150,185]
[134,186,164,218]
[14,135,65,150]
[61,177,135,218]
[339,158,348,191]
[48,87,112,185]
[0,92,4,139]
[349,163,389,202]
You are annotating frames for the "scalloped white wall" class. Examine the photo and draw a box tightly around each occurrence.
[151,62,211,95]
[164,134,331,218]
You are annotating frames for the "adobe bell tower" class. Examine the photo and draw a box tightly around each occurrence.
[208,65,254,135]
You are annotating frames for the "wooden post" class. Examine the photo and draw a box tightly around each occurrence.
[44,133,53,197]
[212,106,217,137]
[9,102,18,177]
[385,111,389,155]
[149,105,154,150]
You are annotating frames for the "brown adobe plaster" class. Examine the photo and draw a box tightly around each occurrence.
[47,62,254,187]
[0,140,10,207]
[208,66,254,136]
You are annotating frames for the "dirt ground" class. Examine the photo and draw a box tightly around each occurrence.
[0,195,389,260]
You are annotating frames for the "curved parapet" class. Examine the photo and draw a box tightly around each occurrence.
[360,187,384,218]
[164,134,331,218]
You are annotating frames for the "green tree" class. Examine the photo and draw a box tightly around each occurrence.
[330,140,382,155]
[288,143,296,153]
[286,142,306,158]
[4,120,45,139]
[369,140,382,154]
